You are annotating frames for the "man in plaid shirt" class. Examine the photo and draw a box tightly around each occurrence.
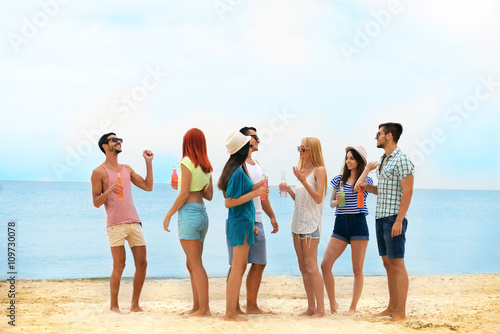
[358,122,414,322]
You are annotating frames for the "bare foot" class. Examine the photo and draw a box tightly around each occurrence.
[299,309,315,316]
[189,309,212,317]
[344,308,356,316]
[390,314,407,322]
[181,307,199,315]
[130,305,144,312]
[246,306,273,315]
[225,314,248,322]
[236,306,245,315]
[110,306,122,314]
[330,302,339,314]
[375,309,393,317]
[311,311,325,318]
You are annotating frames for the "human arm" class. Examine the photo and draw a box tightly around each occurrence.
[330,187,340,208]
[163,164,191,232]
[261,198,279,233]
[287,185,295,201]
[202,175,213,201]
[252,180,265,190]
[354,161,378,194]
[391,174,414,237]
[128,150,154,191]
[91,167,120,208]
[293,166,326,204]
[225,187,268,208]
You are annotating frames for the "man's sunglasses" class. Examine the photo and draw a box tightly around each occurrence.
[107,137,123,144]
[250,134,259,141]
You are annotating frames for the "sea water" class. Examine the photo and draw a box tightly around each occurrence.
[0,181,499,279]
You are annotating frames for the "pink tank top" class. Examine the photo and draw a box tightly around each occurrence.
[103,165,141,228]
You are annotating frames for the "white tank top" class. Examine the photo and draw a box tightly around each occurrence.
[291,168,324,235]
[245,159,263,222]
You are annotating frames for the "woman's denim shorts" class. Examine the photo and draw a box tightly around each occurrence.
[178,202,209,242]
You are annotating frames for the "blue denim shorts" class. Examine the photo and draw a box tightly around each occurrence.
[332,213,369,244]
[178,203,209,242]
[293,228,320,240]
[376,215,408,259]
[227,221,267,265]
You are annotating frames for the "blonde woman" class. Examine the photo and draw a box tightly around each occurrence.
[287,137,327,318]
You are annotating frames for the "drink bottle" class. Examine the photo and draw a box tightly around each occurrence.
[261,174,269,200]
[279,171,287,197]
[171,166,178,190]
[117,173,123,199]
[339,181,345,207]
[357,189,364,208]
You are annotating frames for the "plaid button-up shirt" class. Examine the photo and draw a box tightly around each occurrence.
[376,148,415,219]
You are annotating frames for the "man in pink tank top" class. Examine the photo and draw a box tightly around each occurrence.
[91,132,154,313]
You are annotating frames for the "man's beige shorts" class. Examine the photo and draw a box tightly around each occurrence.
[107,223,146,248]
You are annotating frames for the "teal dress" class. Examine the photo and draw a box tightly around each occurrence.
[226,167,255,247]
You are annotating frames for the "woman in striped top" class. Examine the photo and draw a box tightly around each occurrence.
[321,145,373,316]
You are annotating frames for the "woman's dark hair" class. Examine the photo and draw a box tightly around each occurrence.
[340,149,366,188]
[217,142,251,192]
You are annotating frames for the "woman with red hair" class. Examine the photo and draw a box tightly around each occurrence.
[163,128,213,317]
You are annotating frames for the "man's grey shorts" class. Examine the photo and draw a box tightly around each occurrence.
[227,221,267,265]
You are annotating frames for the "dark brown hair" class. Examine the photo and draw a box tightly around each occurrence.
[379,122,403,143]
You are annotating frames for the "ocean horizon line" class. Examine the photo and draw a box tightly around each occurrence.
[1,180,499,192]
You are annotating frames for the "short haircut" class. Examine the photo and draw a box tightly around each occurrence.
[98,132,116,154]
[239,127,257,136]
[379,123,403,143]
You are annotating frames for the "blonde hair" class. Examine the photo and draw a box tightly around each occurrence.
[298,137,327,196]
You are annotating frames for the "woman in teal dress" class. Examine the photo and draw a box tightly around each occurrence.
[218,131,268,322]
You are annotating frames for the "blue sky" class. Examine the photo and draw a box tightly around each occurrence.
[1,0,499,190]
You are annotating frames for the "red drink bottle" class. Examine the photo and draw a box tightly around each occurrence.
[171,166,178,190]
[261,176,268,200]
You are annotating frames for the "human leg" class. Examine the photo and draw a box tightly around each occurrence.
[320,237,348,313]
[300,236,324,318]
[245,223,270,314]
[180,239,211,317]
[226,222,246,315]
[375,216,408,319]
[225,241,250,321]
[110,246,126,313]
[130,245,147,312]
[293,234,315,316]
[345,239,368,316]
[375,255,396,316]
[389,258,408,322]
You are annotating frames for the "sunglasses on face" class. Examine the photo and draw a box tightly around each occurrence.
[250,134,260,141]
[376,132,385,138]
[107,137,123,144]
[297,146,310,153]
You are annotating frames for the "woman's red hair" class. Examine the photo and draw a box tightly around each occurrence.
[182,128,213,173]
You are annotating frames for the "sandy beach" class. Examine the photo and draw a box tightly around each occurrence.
[1,274,499,333]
